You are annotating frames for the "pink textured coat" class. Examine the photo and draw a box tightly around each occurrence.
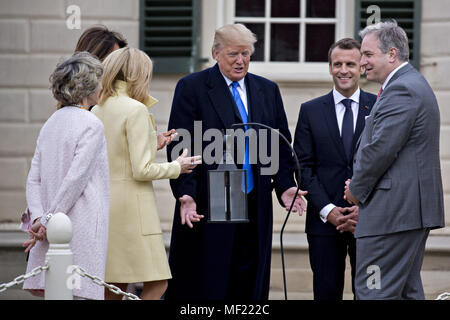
[21,106,110,300]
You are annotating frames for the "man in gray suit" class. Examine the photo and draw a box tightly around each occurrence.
[344,21,445,299]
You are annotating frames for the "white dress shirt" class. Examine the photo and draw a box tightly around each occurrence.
[382,61,408,90]
[221,73,249,114]
[319,87,361,223]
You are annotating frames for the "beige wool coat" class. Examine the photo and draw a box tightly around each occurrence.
[92,80,181,283]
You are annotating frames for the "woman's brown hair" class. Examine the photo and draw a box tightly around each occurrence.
[75,25,128,62]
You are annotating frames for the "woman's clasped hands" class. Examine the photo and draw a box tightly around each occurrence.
[23,218,47,253]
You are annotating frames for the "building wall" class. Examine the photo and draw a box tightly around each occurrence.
[421,2,450,231]
[0,0,140,224]
[0,0,448,235]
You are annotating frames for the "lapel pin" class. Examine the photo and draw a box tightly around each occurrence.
[364,105,369,110]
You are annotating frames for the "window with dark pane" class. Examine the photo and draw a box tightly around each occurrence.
[306,0,336,18]
[234,0,340,64]
[270,24,300,62]
[236,0,265,17]
[305,24,335,62]
[354,0,421,69]
[244,23,265,61]
[271,0,300,18]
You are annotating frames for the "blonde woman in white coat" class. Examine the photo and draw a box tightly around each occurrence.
[92,47,201,300]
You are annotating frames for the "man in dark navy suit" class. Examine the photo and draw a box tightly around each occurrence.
[166,23,307,300]
[294,38,377,300]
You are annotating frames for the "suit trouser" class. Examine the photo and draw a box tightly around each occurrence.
[307,232,356,300]
[355,228,430,300]
[226,190,262,300]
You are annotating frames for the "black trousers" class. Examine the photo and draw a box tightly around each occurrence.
[226,190,261,300]
[307,232,356,300]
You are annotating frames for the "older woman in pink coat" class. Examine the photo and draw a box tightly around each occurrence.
[20,51,110,300]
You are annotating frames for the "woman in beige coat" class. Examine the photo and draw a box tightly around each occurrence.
[92,47,201,300]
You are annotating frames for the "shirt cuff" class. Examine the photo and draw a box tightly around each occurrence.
[319,203,336,223]
[39,213,53,228]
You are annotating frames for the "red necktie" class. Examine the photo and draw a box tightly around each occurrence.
[377,87,383,100]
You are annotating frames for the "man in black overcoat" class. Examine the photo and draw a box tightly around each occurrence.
[166,23,307,300]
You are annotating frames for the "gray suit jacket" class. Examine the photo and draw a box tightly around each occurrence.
[350,63,445,238]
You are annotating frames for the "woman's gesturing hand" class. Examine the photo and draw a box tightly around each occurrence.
[176,148,202,174]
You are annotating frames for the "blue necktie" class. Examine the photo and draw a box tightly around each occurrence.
[341,99,354,162]
[231,82,254,193]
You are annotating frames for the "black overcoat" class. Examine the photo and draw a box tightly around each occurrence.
[165,64,296,300]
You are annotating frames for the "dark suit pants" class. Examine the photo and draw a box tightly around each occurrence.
[226,190,264,300]
[307,232,356,300]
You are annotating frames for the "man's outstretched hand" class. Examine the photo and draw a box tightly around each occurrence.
[179,195,204,228]
[281,187,308,216]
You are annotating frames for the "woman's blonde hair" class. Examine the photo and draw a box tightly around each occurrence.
[98,47,152,105]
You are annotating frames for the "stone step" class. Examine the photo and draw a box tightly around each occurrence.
[271,232,450,271]
[421,270,450,299]
[0,288,42,300]
[270,266,354,294]
[269,268,450,300]
[269,232,450,299]
[1,229,449,300]
[268,290,445,300]
[268,291,355,300]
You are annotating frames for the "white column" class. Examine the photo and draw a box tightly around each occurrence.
[45,212,73,300]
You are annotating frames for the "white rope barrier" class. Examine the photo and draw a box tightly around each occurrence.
[72,265,140,300]
[0,212,140,300]
[0,265,48,293]
[435,292,450,300]
[0,264,140,300]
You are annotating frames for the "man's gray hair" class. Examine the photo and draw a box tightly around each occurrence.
[50,51,103,107]
[359,20,409,62]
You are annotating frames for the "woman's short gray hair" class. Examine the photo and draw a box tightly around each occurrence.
[50,51,103,107]
[359,20,409,62]
[212,23,257,56]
